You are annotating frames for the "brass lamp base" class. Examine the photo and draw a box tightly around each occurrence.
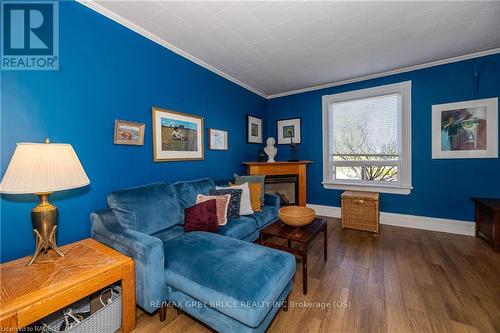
[27,193,64,266]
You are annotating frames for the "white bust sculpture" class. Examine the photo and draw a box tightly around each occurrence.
[264,137,277,163]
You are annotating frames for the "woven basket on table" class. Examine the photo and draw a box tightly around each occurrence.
[279,206,316,227]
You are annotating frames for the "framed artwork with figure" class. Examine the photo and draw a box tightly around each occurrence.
[277,117,302,144]
[152,107,204,161]
[432,97,498,159]
[247,114,263,144]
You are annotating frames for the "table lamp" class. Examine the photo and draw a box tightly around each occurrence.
[0,139,90,265]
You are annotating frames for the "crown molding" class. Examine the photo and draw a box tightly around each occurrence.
[76,0,267,99]
[268,47,500,99]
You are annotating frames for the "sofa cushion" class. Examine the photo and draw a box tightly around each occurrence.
[162,232,295,328]
[152,225,184,244]
[216,216,258,239]
[250,205,278,229]
[107,182,181,234]
[213,178,233,186]
[174,178,215,221]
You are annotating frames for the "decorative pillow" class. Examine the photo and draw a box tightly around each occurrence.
[218,183,253,216]
[235,175,266,205]
[196,194,230,225]
[184,199,218,232]
[209,189,242,218]
[248,183,262,212]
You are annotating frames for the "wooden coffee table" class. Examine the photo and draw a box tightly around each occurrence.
[259,217,328,294]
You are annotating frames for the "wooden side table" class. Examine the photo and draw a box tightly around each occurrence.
[0,238,136,332]
[259,218,328,295]
[472,197,500,252]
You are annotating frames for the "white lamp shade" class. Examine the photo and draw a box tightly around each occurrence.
[0,143,90,194]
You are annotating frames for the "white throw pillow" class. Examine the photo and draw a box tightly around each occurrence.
[216,183,254,216]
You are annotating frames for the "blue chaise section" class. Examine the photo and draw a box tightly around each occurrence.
[91,178,294,333]
[163,231,295,329]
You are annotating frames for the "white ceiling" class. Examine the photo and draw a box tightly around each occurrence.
[89,1,500,97]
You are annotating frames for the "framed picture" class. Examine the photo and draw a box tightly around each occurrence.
[247,115,263,144]
[208,129,228,150]
[152,107,204,161]
[114,120,145,145]
[432,97,498,159]
[277,117,302,144]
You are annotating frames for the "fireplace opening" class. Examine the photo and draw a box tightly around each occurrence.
[264,174,299,206]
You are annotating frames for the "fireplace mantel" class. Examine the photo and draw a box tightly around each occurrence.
[243,161,312,206]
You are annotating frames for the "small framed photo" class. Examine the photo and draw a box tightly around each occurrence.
[277,117,301,144]
[114,120,145,145]
[432,97,498,159]
[152,107,204,161]
[247,115,263,144]
[208,129,228,150]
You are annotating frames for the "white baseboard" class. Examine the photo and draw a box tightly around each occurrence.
[307,204,475,236]
[308,204,342,218]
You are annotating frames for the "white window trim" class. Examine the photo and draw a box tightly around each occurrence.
[322,81,412,195]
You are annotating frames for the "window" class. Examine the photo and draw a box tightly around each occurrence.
[322,81,412,194]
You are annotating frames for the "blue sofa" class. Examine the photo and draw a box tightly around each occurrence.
[91,178,295,333]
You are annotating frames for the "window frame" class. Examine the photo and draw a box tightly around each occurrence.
[322,81,412,195]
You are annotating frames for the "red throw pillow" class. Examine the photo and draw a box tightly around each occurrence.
[184,199,219,232]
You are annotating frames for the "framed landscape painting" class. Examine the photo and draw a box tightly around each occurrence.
[432,97,498,159]
[247,115,263,144]
[152,107,204,161]
[277,117,302,144]
[208,129,228,150]
[114,120,145,145]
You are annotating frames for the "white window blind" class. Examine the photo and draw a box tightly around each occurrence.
[322,81,412,194]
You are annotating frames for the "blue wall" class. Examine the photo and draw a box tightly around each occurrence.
[2,1,499,263]
[267,54,500,222]
[0,2,266,262]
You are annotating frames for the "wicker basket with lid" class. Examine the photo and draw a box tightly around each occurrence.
[341,191,380,233]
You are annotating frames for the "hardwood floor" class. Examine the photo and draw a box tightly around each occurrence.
[129,218,500,333]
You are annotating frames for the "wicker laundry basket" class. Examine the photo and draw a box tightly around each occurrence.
[341,191,380,233]
[41,287,121,333]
